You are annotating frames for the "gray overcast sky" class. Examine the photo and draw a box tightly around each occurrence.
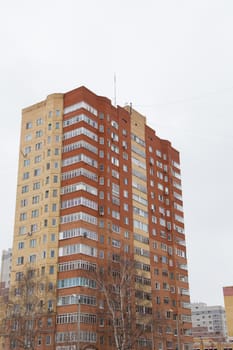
[1,0,233,306]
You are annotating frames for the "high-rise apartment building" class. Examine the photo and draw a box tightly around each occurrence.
[9,86,192,350]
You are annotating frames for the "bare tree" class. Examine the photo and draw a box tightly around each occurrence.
[0,268,56,350]
[90,257,153,350]
[150,306,174,350]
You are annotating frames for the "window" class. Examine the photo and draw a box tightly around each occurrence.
[63,139,97,154]
[99,137,104,144]
[58,276,96,289]
[29,254,36,263]
[124,203,128,211]
[36,130,43,138]
[24,159,30,167]
[124,217,129,225]
[46,335,51,345]
[20,212,27,221]
[112,210,120,220]
[99,220,104,228]
[18,242,24,249]
[21,199,28,207]
[22,185,29,193]
[17,256,24,265]
[36,118,43,125]
[31,209,39,218]
[23,172,30,180]
[19,226,26,235]
[38,336,42,346]
[152,216,157,224]
[26,122,32,129]
[30,239,36,248]
[63,126,97,142]
[111,157,119,166]
[123,164,128,172]
[99,124,104,132]
[99,177,104,185]
[16,271,24,281]
[48,282,53,291]
[99,112,104,119]
[24,146,31,155]
[35,142,42,150]
[49,265,54,275]
[122,128,127,136]
[32,195,39,204]
[34,168,41,176]
[35,155,41,163]
[112,239,120,248]
[30,225,37,235]
[47,317,52,327]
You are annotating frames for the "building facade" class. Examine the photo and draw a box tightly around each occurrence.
[9,86,192,350]
[191,303,227,342]
[223,286,233,341]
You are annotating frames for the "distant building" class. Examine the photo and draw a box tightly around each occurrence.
[0,249,12,350]
[223,286,233,341]
[0,248,12,287]
[191,302,227,342]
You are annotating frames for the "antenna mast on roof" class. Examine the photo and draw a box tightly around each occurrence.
[114,73,117,106]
